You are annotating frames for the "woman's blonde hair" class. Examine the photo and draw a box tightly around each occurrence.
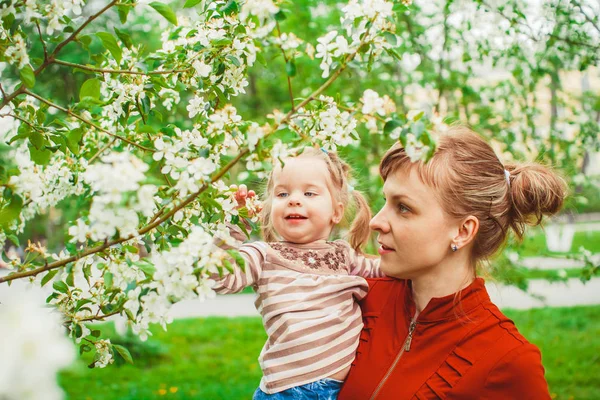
[379,126,567,266]
[260,147,372,252]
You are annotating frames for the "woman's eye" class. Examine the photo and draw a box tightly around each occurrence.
[277,193,288,198]
[398,204,410,213]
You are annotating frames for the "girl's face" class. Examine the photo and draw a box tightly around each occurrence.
[369,167,458,279]
[270,157,344,244]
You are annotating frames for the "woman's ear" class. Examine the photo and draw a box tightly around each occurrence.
[452,215,479,250]
[332,201,344,224]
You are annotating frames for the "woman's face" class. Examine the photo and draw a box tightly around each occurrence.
[369,167,458,279]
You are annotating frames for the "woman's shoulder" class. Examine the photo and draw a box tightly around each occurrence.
[359,277,408,313]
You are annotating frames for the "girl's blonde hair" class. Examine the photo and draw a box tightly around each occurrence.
[260,147,372,252]
[379,126,567,266]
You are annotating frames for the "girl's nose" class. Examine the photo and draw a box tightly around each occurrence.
[369,209,390,233]
[288,196,302,206]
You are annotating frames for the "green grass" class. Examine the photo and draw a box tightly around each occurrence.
[59,306,600,400]
[518,230,600,257]
[505,306,600,400]
[59,318,267,400]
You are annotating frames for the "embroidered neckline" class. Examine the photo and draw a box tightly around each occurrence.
[269,241,347,272]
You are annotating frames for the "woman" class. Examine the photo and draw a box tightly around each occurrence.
[338,126,565,399]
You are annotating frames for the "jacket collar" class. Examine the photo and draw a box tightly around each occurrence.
[404,277,490,323]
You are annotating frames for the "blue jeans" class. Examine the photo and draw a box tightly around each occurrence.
[252,378,343,400]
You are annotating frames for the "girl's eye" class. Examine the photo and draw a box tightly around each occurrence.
[304,192,316,197]
[277,193,288,198]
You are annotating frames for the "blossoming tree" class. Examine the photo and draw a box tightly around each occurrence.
[0,0,598,387]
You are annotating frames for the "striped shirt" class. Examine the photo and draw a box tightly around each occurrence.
[212,238,383,394]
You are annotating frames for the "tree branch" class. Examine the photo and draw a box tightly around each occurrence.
[53,59,191,75]
[23,89,154,153]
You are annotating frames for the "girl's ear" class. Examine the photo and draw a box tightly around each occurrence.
[332,201,344,224]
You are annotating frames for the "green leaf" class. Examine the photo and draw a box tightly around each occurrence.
[75,298,93,311]
[19,65,35,88]
[383,32,397,46]
[66,128,84,155]
[149,2,177,26]
[113,344,134,364]
[223,259,234,273]
[383,119,403,136]
[104,272,113,288]
[53,280,69,294]
[79,78,101,101]
[114,27,133,49]
[285,60,296,77]
[41,269,59,287]
[220,0,239,15]
[0,194,23,229]
[184,0,202,7]
[91,330,101,338]
[28,143,53,165]
[274,10,286,21]
[96,32,123,64]
[226,249,246,271]
[256,52,267,66]
[80,344,92,355]
[29,131,45,149]
[79,34,92,49]
[7,234,19,246]
[117,5,131,24]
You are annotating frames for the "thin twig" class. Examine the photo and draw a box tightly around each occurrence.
[275,21,295,111]
[23,89,154,152]
[35,21,48,60]
[88,138,117,164]
[0,113,44,131]
[53,59,191,75]
[76,309,121,322]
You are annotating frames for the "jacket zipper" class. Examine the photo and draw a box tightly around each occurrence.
[369,318,418,399]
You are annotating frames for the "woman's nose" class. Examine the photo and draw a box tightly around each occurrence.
[369,209,390,233]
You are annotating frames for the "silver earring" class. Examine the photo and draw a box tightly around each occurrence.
[451,244,458,252]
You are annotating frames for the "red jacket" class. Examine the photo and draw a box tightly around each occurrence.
[338,277,551,400]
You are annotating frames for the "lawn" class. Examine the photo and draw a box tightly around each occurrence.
[518,230,600,257]
[59,306,600,400]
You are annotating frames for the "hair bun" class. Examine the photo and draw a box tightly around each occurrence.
[505,162,567,228]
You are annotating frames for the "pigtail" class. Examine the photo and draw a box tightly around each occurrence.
[348,190,372,253]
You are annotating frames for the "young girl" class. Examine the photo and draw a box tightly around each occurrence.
[211,147,383,399]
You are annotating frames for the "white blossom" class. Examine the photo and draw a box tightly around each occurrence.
[0,285,75,400]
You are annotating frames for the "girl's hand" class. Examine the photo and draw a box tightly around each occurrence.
[234,184,256,210]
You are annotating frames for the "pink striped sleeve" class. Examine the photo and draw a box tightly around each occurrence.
[212,242,266,294]
[346,245,384,278]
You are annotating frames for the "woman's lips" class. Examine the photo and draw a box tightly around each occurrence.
[377,244,395,255]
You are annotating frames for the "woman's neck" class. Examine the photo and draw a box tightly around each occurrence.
[410,256,475,315]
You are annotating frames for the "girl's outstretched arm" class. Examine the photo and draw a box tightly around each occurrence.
[347,245,385,278]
